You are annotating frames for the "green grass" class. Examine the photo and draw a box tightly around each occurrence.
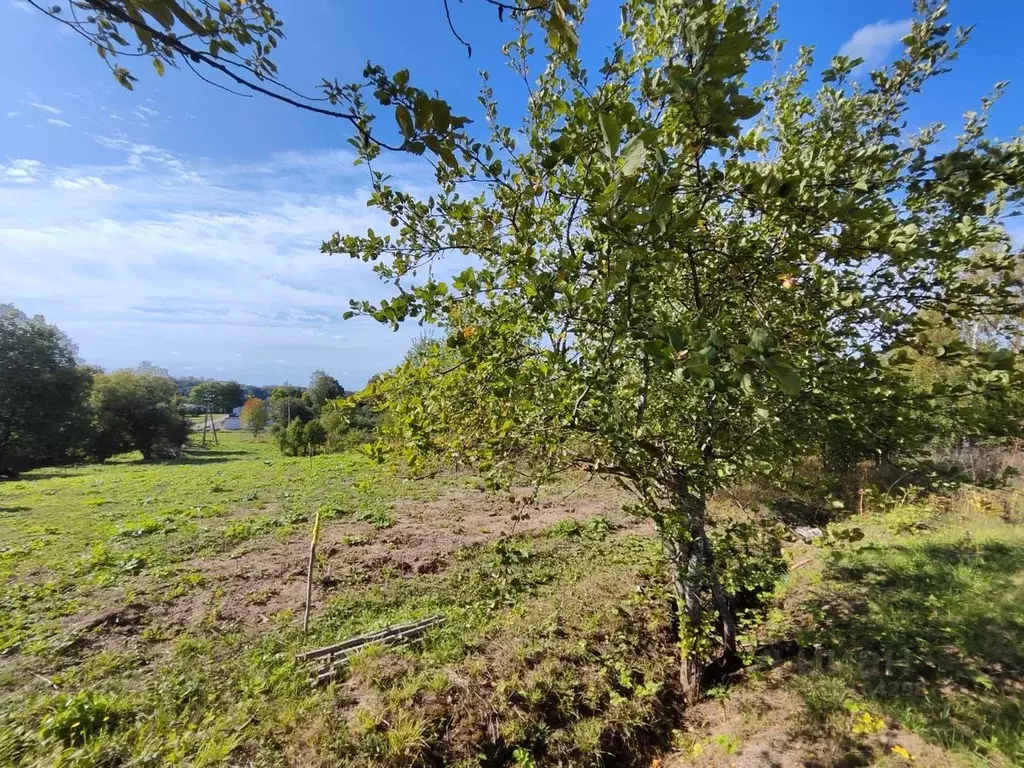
[0,433,463,660]
[673,487,1024,767]
[0,435,676,767]
[793,500,1024,765]
[4,438,1024,767]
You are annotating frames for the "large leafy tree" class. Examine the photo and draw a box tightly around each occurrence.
[0,305,93,469]
[332,0,1023,699]
[268,386,312,427]
[91,370,187,460]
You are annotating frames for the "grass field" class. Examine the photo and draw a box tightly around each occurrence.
[1,435,1022,766]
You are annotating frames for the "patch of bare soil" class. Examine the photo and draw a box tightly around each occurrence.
[69,484,643,650]
[661,668,960,768]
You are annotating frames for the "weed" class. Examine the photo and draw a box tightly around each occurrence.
[548,518,582,538]
[356,509,396,529]
[39,691,125,747]
[383,710,431,765]
[711,733,742,755]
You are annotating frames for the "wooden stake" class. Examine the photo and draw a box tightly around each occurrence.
[302,506,323,634]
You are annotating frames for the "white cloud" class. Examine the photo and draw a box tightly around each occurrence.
[170,350,181,356]
[6,111,20,118]
[27,101,60,115]
[46,118,71,128]
[52,175,115,191]
[838,19,912,70]
[136,106,159,117]
[93,136,204,183]
[1,159,43,184]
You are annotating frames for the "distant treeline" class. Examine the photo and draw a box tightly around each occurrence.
[0,304,367,471]
[173,376,283,406]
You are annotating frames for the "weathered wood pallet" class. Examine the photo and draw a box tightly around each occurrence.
[298,614,445,685]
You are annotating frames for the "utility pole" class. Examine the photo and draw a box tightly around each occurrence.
[200,394,219,447]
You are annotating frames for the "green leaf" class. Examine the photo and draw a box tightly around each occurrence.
[166,1,208,36]
[598,112,620,158]
[620,135,646,177]
[989,348,1015,370]
[749,329,770,353]
[395,106,414,140]
[767,358,802,396]
[731,95,762,120]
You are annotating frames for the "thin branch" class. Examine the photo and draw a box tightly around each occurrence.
[442,0,473,57]
[183,56,252,98]
[71,0,407,153]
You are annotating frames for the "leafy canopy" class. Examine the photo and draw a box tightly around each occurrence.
[0,305,93,468]
[336,0,1022,510]
[91,370,186,460]
[239,396,268,435]
[329,0,1023,692]
[304,370,344,416]
[189,380,245,413]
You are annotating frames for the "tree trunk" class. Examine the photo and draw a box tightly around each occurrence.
[663,488,737,704]
[700,529,737,655]
[663,531,704,705]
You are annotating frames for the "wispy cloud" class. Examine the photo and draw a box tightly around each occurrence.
[46,118,72,128]
[838,19,911,70]
[27,101,61,115]
[6,110,20,118]
[0,141,434,385]
[1,159,43,184]
[52,175,115,191]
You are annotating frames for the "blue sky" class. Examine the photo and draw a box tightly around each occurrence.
[1,1,1022,388]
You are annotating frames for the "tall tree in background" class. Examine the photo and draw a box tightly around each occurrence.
[240,396,269,435]
[0,305,93,469]
[304,370,344,416]
[188,380,245,413]
[91,370,188,460]
[336,0,1023,699]
[269,386,312,427]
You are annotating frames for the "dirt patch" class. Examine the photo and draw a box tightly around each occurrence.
[32,482,642,666]
[662,667,960,768]
[146,484,643,635]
